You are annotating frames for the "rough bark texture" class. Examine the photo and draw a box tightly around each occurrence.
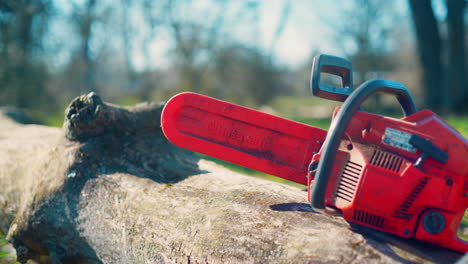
[0,93,464,263]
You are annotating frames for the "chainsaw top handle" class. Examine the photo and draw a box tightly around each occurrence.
[311,54,353,102]
[310,79,417,213]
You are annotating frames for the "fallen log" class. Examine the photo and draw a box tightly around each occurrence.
[0,93,463,263]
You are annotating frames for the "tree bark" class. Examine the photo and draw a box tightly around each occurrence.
[408,0,443,111]
[0,93,464,263]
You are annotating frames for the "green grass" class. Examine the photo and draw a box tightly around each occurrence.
[198,154,305,188]
[445,117,468,137]
[271,95,340,109]
[458,210,468,241]
[0,235,7,248]
[42,110,66,127]
[0,234,17,264]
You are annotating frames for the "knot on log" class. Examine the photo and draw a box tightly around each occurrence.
[64,92,165,141]
[62,92,200,183]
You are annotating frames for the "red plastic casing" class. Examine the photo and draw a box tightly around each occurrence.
[308,108,468,252]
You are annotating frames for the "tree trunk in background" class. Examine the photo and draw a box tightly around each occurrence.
[0,0,51,110]
[77,0,97,94]
[408,0,443,112]
[446,0,467,113]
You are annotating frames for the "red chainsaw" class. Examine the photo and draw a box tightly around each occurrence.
[161,54,468,252]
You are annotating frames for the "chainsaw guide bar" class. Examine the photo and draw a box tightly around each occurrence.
[161,92,326,185]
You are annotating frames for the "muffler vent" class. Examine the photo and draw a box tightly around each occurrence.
[370,150,404,173]
[336,161,362,202]
[353,209,384,228]
[393,176,430,220]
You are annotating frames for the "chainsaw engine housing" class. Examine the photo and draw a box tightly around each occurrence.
[308,108,468,252]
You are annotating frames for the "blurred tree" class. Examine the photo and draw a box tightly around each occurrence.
[408,0,443,111]
[0,0,52,109]
[268,0,291,63]
[329,0,398,110]
[70,0,98,93]
[332,0,397,84]
[138,0,165,100]
[53,0,289,107]
[446,0,467,112]
[141,0,164,69]
[409,0,467,113]
[165,0,231,93]
[160,0,288,106]
[210,44,284,106]
[388,22,424,105]
[291,51,322,97]
[121,0,138,93]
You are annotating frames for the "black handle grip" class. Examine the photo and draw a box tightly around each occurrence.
[410,134,448,168]
[310,54,353,102]
[311,79,417,212]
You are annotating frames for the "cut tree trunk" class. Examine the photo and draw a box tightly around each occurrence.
[0,93,463,263]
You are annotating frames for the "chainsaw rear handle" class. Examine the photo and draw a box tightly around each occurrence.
[311,79,417,212]
[310,54,354,102]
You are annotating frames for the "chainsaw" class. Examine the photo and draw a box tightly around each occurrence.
[160,54,468,252]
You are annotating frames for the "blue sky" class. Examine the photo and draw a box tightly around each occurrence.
[133,0,412,69]
[50,0,447,71]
